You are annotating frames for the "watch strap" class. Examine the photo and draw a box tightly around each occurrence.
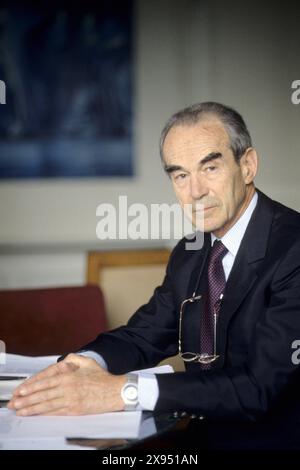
[121,373,139,411]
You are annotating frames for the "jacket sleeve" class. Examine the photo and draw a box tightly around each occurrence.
[155,240,300,421]
[80,244,181,375]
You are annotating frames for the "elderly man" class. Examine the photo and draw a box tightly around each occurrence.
[9,102,300,426]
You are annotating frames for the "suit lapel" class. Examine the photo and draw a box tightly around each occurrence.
[180,233,211,358]
[215,190,275,368]
[186,232,211,298]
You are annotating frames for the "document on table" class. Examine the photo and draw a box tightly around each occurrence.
[0,353,174,448]
[0,438,95,451]
[0,354,59,401]
[0,353,60,375]
[0,408,142,440]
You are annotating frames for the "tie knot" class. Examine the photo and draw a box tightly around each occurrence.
[209,240,228,264]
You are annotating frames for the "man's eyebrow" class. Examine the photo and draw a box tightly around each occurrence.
[199,152,223,165]
[164,152,223,174]
[164,164,185,174]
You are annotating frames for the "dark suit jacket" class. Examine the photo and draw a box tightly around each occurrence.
[83,190,300,423]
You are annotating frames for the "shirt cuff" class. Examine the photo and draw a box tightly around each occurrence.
[137,373,159,411]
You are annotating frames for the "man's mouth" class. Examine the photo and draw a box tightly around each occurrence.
[193,206,215,213]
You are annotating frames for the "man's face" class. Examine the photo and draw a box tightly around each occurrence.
[162,117,257,238]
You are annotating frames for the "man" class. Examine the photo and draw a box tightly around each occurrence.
[8,102,300,424]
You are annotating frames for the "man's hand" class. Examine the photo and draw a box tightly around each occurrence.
[7,354,126,416]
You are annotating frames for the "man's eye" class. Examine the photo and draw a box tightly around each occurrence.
[175,173,187,180]
[205,165,217,172]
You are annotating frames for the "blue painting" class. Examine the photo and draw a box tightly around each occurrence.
[0,1,133,178]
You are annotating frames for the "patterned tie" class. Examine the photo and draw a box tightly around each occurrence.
[200,240,228,369]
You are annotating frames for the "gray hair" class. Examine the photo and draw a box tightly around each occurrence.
[159,102,252,164]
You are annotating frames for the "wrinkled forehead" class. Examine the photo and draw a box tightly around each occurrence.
[163,117,230,163]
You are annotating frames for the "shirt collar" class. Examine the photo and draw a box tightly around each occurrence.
[211,191,258,256]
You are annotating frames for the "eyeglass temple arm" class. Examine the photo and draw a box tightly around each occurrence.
[178,294,202,353]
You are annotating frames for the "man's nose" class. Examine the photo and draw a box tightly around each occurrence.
[189,173,208,200]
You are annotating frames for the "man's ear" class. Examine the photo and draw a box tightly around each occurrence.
[240,147,258,184]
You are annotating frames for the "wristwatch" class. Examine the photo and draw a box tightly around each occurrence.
[121,373,139,411]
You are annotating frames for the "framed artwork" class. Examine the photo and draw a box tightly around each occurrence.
[0,0,133,178]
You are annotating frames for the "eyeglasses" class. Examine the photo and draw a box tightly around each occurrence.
[178,293,222,364]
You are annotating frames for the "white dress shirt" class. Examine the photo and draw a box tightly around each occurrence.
[211,191,258,280]
[82,192,258,410]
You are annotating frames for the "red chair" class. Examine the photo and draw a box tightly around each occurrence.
[0,285,107,356]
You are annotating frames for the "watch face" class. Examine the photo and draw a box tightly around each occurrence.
[125,384,138,401]
[121,374,139,409]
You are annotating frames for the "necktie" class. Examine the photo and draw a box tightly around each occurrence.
[200,240,228,368]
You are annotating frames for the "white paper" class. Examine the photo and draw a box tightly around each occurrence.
[0,353,59,375]
[0,409,142,440]
[0,437,95,450]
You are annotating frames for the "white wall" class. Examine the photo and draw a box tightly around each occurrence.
[0,252,86,288]
[0,0,299,288]
[184,0,300,209]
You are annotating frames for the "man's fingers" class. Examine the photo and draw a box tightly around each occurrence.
[12,362,76,397]
[11,365,58,398]
[12,355,95,399]
[10,374,67,405]
[15,397,66,416]
[22,364,60,385]
[10,386,63,411]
